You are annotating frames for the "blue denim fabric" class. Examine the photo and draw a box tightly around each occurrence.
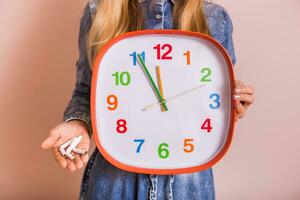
[63,0,236,199]
[141,0,174,29]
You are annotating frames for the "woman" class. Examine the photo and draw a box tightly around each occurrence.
[41,0,255,199]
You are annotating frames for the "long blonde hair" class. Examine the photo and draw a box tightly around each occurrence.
[87,0,209,68]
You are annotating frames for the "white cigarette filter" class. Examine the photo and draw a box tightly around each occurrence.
[59,135,86,160]
[73,148,88,155]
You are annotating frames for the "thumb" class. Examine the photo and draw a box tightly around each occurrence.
[41,130,60,150]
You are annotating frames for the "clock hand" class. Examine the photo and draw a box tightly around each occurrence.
[137,54,168,111]
[142,84,208,111]
[155,66,167,112]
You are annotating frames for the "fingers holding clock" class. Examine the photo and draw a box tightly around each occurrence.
[234,80,255,105]
[233,80,255,120]
[235,101,247,119]
[235,81,255,96]
[234,94,255,105]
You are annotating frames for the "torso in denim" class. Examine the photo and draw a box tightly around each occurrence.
[64,0,236,199]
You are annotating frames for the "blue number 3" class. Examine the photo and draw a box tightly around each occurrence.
[209,93,221,109]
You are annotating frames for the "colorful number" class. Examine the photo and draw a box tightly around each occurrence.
[106,95,118,111]
[158,143,169,159]
[201,118,212,133]
[209,93,221,109]
[116,119,127,134]
[134,139,145,153]
[112,71,131,86]
[153,44,173,60]
[201,67,212,82]
[183,50,191,65]
[130,51,145,66]
[183,139,194,153]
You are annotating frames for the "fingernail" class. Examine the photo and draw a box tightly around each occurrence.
[234,95,241,99]
[235,88,241,93]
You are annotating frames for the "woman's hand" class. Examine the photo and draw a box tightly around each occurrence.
[233,80,255,120]
[41,120,91,172]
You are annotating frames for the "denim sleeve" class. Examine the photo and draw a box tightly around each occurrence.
[221,9,237,65]
[63,4,93,136]
[205,3,237,65]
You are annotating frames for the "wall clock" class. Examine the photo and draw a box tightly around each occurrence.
[91,30,236,174]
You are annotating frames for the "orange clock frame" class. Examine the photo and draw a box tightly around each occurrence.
[91,30,236,175]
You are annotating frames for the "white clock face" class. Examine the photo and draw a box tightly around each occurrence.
[91,30,235,174]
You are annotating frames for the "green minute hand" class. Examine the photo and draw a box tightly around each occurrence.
[137,54,168,111]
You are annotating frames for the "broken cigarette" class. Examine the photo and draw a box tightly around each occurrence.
[59,135,87,160]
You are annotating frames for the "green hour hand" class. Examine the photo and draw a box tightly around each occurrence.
[137,54,168,111]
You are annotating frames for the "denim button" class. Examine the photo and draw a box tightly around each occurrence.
[156,14,162,19]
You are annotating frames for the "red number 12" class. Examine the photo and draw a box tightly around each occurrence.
[153,44,173,60]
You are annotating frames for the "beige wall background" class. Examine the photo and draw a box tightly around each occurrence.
[1,0,299,199]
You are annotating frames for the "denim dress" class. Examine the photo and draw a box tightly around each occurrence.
[63,0,237,199]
